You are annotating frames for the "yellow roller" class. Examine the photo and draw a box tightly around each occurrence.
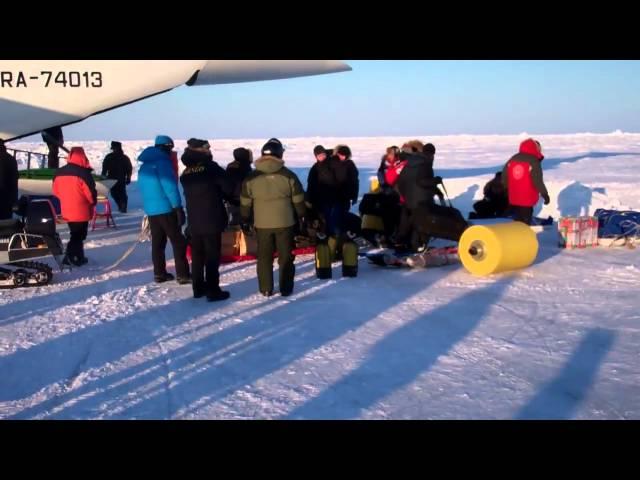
[459,222,539,276]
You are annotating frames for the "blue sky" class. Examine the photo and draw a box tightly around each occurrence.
[62,60,640,141]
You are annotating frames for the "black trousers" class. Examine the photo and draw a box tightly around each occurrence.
[396,206,431,252]
[190,233,222,295]
[510,206,534,225]
[67,221,88,260]
[46,143,60,169]
[148,212,190,279]
[110,181,128,213]
[256,227,295,295]
[396,207,425,250]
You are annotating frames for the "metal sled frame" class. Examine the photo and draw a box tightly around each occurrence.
[1,232,66,272]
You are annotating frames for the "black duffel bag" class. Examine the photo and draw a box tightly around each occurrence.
[359,191,399,217]
[412,181,469,242]
[413,202,468,242]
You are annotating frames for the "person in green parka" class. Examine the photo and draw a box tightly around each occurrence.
[240,138,306,297]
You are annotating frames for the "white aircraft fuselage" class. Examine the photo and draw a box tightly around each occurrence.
[0,60,351,141]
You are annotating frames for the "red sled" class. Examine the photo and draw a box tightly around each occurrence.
[186,244,316,264]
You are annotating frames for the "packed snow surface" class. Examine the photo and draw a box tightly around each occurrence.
[1,132,639,419]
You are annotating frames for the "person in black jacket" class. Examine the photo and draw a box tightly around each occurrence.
[470,172,509,219]
[306,145,337,218]
[41,126,64,169]
[101,141,133,213]
[0,140,19,220]
[225,147,253,225]
[395,143,443,251]
[180,138,235,301]
[324,145,359,237]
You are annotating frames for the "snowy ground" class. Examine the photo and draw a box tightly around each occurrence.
[1,132,639,419]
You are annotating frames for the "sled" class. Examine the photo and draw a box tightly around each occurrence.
[18,169,117,198]
[366,246,459,269]
[0,198,65,288]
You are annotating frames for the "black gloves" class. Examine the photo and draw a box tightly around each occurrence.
[241,223,254,236]
[543,196,551,206]
[434,176,443,185]
[174,207,186,227]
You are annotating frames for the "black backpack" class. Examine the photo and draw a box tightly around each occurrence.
[359,192,399,217]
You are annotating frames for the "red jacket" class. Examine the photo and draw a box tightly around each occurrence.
[503,139,549,208]
[53,147,98,222]
[170,151,179,182]
[384,159,407,187]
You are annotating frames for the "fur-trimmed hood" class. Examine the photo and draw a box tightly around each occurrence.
[255,155,285,174]
[333,144,352,160]
[401,140,425,153]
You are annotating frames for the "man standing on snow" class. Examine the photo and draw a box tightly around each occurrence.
[240,138,306,297]
[53,147,98,266]
[395,142,442,252]
[101,141,133,213]
[42,126,64,169]
[502,138,550,225]
[0,140,18,220]
[225,147,253,225]
[180,138,235,302]
[306,145,336,220]
[138,135,191,284]
[320,145,358,240]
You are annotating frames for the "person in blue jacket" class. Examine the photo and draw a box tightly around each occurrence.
[138,135,191,284]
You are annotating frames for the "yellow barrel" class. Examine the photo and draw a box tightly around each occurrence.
[459,222,539,276]
[361,214,385,232]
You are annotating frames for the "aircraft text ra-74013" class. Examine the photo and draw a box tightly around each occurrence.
[0,60,351,141]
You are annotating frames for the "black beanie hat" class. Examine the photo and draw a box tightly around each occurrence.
[336,145,352,158]
[262,138,284,159]
[187,138,210,150]
[313,145,326,156]
[111,141,122,150]
[423,143,436,155]
[233,147,252,164]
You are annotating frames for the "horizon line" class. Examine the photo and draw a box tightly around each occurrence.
[8,129,639,145]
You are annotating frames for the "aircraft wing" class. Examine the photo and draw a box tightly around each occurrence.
[191,60,351,85]
[0,60,351,141]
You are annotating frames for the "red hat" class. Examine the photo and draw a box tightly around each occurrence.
[519,138,544,161]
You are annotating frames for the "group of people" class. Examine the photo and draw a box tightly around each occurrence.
[373,140,444,251]
[367,138,550,251]
[0,132,550,300]
[134,136,311,301]
[468,138,550,225]
[133,135,365,301]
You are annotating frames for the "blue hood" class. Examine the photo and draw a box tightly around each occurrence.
[139,146,168,164]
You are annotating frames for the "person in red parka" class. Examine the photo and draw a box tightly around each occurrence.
[377,146,405,191]
[53,147,98,266]
[502,138,550,225]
